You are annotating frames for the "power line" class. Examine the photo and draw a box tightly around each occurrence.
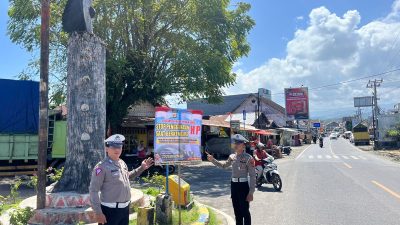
[271,67,400,95]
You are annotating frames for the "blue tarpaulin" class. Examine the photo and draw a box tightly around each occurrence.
[0,79,39,134]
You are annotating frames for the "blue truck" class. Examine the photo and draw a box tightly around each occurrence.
[0,79,67,176]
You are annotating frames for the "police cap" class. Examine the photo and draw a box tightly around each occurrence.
[232,134,248,144]
[104,134,125,147]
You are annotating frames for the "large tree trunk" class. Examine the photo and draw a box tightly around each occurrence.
[53,32,106,193]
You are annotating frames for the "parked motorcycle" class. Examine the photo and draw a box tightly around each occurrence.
[255,157,282,191]
[278,145,292,155]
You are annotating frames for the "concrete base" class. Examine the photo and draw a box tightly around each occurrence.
[19,188,145,225]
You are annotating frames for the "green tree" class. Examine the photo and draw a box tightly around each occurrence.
[387,122,400,141]
[8,0,254,130]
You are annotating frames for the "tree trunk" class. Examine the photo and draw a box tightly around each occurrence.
[53,32,106,193]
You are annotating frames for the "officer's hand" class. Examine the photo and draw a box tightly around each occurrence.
[206,151,214,161]
[96,213,107,224]
[246,193,253,202]
[141,158,154,170]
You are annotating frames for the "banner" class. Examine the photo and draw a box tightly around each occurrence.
[154,107,203,164]
[285,87,309,120]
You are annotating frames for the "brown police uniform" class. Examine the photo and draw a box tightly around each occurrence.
[89,156,144,225]
[211,150,256,225]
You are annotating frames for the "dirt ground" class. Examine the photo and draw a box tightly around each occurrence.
[358,145,400,163]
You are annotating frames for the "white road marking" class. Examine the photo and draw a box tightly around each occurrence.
[317,155,322,159]
[359,156,367,160]
[342,156,349,159]
[351,156,359,160]
[296,144,313,160]
[333,155,339,159]
[308,155,314,159]
[326,155,332,159]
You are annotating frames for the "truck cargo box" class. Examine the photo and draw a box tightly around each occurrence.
[0,79,39,134]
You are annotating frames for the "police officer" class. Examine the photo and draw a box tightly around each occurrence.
[206,134,256,225]
[89,134,154,225]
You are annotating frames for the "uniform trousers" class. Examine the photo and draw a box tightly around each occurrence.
[100,204,130,225]
[231,181,251,225]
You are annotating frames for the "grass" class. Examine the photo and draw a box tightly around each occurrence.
[207,207,218,225]
[172,205,199,225]
[129,205,204,225]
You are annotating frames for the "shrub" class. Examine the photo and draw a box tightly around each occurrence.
[10,179,22,203]
[49,167,64,183]
[9,207,34,225]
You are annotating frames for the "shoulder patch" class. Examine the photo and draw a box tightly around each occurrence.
[249,158,255,167]
[95,167,103,176]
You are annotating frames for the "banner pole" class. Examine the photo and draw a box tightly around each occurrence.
[166,162,169,195]
[178,110,182,225]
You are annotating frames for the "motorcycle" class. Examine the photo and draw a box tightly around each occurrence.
[255,157,282,191]
[278,145,292,155]
[319,139,323,148]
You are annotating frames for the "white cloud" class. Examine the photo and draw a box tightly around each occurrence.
[296,16,304,20]
[227,1,400,119]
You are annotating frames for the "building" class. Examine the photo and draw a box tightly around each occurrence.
[187,89,287,129]
[324,121,339,133]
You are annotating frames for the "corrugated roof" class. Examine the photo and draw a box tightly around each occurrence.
[188,93,251,116]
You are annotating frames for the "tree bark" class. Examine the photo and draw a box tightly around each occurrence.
[37,0,50,209]
[53,32,106,193]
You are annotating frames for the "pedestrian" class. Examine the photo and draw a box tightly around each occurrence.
[89,134,154,225]
[206,134,256,225]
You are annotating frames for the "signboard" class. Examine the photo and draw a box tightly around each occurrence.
[285,87,309,120]
[154,107,203,164]
[354,96,373,107]
[313,122,321,128]
[230,120,240,131]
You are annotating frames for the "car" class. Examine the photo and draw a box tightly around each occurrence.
[329,133,338,140]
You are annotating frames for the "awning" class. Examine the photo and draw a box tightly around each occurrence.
[255,130,278,135]
[202,119,230,128]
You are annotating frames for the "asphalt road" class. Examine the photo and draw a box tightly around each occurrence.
[184,138,400,225]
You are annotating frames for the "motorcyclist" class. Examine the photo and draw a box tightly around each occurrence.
[253,143,271,168]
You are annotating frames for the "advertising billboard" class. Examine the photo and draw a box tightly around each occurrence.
[154,107,203,165]
[354,96,373,107]
[285,87,309,120]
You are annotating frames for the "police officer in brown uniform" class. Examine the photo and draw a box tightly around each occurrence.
[207,134,256,225]
[89,134,154,225]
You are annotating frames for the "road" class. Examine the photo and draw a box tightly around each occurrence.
[184,138,400,225]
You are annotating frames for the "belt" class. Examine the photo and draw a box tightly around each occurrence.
[231,177,248,182]
[101,201,130,208]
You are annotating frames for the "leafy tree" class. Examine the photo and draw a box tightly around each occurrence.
[387,122,400,141]
[8,0,254,130]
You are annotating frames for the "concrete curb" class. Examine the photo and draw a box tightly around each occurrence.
[191,202,209,225]
[204,205,235,225]
[192,200,235,225]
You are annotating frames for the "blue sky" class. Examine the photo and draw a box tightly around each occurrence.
[1,0,399,119]
[234,0,393,73]
[0,1,32,80]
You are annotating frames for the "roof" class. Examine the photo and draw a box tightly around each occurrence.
[188,94,250,116]
[188,93,285,116]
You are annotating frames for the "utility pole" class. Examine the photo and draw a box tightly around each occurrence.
[37,0,50,209]
[367,79,383,149]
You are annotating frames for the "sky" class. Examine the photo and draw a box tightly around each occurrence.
[1,0,400,119]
